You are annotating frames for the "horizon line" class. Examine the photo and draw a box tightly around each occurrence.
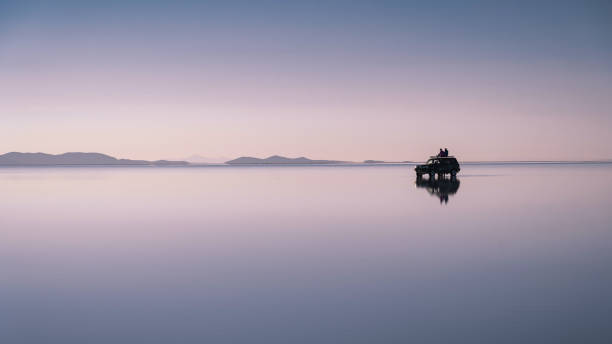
[0,151,612,166]
[1,152,611,165]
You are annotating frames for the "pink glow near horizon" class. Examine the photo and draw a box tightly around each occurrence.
[1,2,611,161]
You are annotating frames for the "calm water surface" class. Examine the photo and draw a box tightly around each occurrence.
[1,164,611,343]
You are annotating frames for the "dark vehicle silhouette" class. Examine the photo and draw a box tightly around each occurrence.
[415,156,460,178]
[415,177,460,204]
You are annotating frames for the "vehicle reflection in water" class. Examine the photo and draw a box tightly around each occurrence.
[415,176,460,204]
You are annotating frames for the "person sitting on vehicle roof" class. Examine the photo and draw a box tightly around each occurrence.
[444,148,449,157]
[437,148,444,157]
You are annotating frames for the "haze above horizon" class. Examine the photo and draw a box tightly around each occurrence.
[1,1,611,161]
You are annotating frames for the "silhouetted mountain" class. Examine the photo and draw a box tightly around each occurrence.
[0,152,189,166]
[226,155,343,165]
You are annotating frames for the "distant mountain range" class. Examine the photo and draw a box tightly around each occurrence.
[2,152,606,166]
[226,155,344,165]
[0,152,188,166]
[0,152,400,166]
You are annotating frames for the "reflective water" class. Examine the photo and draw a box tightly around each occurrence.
[1,164,611,343]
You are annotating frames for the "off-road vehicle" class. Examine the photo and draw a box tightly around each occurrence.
[415,156,460,178]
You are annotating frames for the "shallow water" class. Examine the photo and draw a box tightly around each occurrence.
[1,164,611,343]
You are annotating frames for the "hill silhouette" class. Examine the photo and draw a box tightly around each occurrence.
[226,155,343,165]
[0,152,188,166]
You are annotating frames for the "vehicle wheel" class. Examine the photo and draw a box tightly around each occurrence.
[416,173,422,179]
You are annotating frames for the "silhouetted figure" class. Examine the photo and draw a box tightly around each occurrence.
[437,148,444,157]
[444,148,449,157]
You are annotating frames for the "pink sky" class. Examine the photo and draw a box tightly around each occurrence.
[1,2,611,161]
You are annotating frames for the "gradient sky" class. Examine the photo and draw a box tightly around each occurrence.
[1,1,611,161]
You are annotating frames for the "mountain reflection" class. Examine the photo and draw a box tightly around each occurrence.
[415,176,460,204]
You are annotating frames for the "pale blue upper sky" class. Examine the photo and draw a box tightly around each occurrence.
[1,1,611,161]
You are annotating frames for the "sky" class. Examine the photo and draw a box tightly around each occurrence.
[1,0,611,161]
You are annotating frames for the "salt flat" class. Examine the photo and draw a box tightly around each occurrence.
[1,164,611,343]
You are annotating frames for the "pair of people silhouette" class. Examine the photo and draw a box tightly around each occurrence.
[437,148,449,157]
